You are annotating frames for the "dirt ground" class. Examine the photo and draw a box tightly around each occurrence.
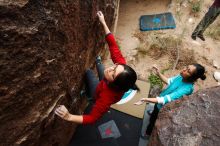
[104,0,220,91]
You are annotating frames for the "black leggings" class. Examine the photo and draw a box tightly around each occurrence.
[146,104,159,135]
[85,57,104,99]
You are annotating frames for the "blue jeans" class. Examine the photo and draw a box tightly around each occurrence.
[85,57,104,99]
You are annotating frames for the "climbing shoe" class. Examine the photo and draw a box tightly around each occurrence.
[80,90,86,98]
[96,56,102,64]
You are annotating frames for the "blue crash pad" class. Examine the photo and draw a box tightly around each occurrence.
[140,12,176,31]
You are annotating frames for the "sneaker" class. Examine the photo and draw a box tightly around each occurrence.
[191,34,197,40]
[197,34,205,41]
[80,90,86,98]
[96,56,102,64]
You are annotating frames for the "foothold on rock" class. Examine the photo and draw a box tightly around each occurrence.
[148,86,220,146]
[0,0,29,7]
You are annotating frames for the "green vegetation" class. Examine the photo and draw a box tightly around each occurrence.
[189,0,203,13]
[148,74,163,89]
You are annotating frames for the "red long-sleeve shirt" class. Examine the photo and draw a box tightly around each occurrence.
[82,33,126,124]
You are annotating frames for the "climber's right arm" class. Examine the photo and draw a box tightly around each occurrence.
[97,11,110,35]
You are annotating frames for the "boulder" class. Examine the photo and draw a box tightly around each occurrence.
[148,86,220,146]
[0,0,119,145]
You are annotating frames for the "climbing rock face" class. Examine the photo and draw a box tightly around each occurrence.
[148,86,220,146]
[0,0,119,145]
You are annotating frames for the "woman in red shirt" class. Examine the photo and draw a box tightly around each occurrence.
[55,11,138,124]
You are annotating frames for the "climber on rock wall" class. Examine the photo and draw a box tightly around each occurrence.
[55,11,139,124]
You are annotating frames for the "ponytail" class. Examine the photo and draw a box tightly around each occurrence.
[200,74,206,80]
[131,84,140,92]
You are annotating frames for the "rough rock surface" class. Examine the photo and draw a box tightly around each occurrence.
[148,86,220,146]
[0,0,119,145]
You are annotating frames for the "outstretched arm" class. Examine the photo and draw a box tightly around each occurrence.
[134,97,159,105]
[55,96,113,125]
[55,105,83,124]
[97,11,126,64]
[152,65,168,84]
[134,86,193,105]
[97,11,110,35]
[140,97,158,103]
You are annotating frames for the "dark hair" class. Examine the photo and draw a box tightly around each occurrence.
[187,63,206,82]
[110,64,139,92]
